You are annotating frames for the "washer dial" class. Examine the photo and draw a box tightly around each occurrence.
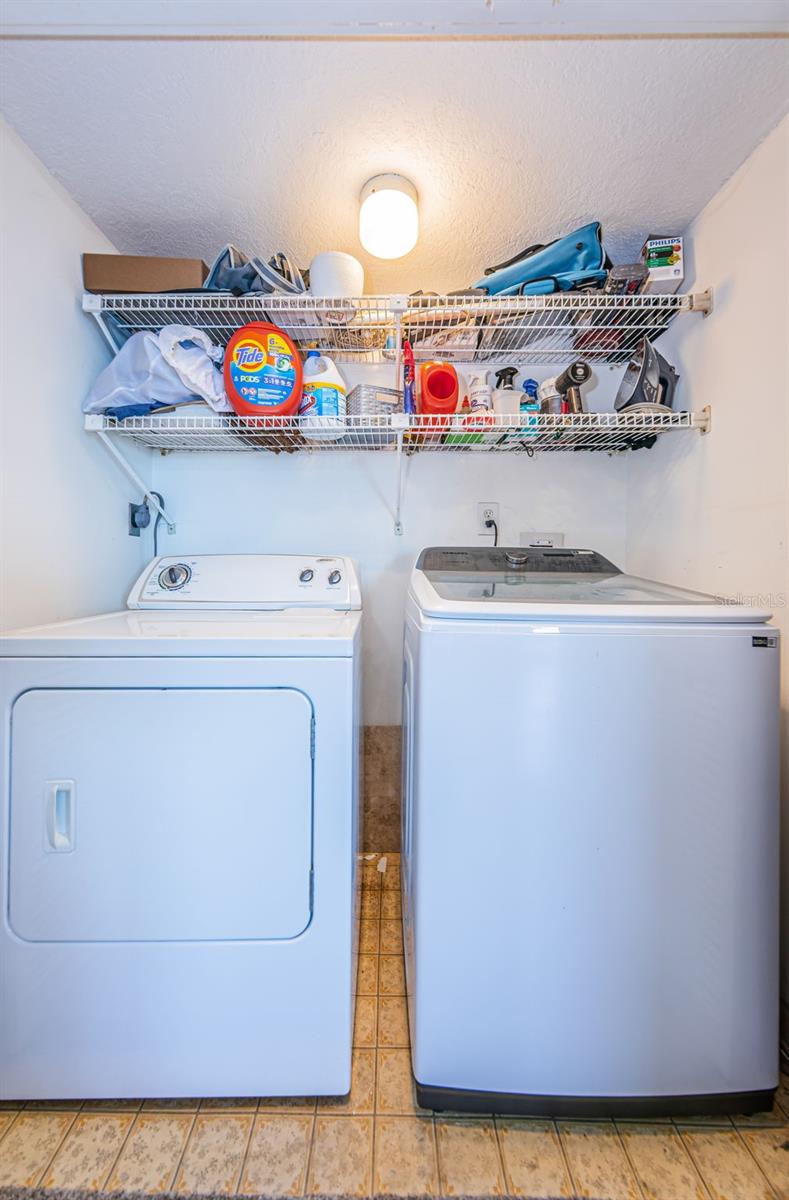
[158,563,192,590]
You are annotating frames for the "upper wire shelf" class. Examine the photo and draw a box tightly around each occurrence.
[84,410,710,455]
[83,289,712,366]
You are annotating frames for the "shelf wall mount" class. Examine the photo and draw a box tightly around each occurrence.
[88,417,176,533]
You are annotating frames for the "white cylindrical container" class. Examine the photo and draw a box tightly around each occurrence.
[299,351,347,442]
[538,378,563,415]
[493,388,520,416]
[308,252,364,297]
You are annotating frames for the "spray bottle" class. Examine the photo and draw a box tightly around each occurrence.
[467,370,492,413]
[492,367,519,415]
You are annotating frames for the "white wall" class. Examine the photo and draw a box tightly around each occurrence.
[152,363,628,724]
[626,116,789,1001]
[0,119,151,630]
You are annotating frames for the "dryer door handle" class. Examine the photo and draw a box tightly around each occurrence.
[45,781,75,852]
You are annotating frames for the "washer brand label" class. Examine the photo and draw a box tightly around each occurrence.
[752,635,778,648]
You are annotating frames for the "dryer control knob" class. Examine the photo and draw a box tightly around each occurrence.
[299,569,314,583]
[159,563,191,590]
[505,551,529,568]
[328,570,342,585]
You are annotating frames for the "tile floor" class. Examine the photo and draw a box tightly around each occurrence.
[0,853,788,1197]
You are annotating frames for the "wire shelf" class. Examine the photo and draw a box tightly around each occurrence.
[84,293,396,363]
[83,289,711,365]
[84,410,709,454]
[402,290,711,365]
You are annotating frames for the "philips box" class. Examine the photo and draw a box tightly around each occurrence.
[640,236,684,294]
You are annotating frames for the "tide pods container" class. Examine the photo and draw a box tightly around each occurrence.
[224,322,302,417]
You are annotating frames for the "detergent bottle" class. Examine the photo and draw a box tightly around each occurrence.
[456,369,495,445]
[418,362,459,416]
[224,322,302,418]
[520,378,541,439]
[299,350,347,442]
[416,361,458,443]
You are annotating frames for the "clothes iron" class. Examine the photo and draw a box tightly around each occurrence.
[615,337,679,411]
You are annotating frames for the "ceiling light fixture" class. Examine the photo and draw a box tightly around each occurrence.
[359,174,419,260]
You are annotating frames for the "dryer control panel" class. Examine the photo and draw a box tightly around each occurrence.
[127,554,361,610]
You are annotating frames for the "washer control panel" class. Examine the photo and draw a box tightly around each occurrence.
[128,554,361,610]
[416,547,620,575]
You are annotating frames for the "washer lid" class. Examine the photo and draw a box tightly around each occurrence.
[411,547,772,623]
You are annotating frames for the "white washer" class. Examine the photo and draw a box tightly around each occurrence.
[403,546,779,1118]
[0,554,362,1100]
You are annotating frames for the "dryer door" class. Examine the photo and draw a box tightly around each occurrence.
[9,687,313,941]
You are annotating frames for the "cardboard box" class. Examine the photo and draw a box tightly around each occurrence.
[83,254,208,294]
[640,236,684,295]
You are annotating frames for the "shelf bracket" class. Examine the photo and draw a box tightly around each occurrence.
[691,288,714,317]
[83,293,124,353]
[392,414,409,536]
[391,294,408,393]
[94,429,176,533]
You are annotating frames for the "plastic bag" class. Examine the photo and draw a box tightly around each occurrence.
[84,325,231,416]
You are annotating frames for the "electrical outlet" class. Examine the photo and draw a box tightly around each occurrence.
[477,502,499,536]
[520,531,565,548]
[128,500,151,537]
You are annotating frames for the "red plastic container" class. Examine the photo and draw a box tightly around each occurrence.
[418,362,459,415]
[224,322,302,417]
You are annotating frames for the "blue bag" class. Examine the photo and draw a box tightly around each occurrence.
[472,222,610,296]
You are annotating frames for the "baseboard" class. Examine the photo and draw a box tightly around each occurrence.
[416,1079,777,1119]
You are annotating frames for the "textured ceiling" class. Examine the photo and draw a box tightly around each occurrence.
[1,37,787,292]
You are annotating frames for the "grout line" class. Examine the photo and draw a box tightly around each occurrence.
[31,1108,79,1188]
[552,1118,579,1198]
[302,1111,318,1197]
[429,1114,441,1196]
[433,1109,446,1195]
[675,1124,727,1200]
[491,1114,509,1193]
[370,1045,378,1193]
[235,1107,260,1194]
[99,1108,141,1189]
[169,1109,199,1192]
[0,1109,23,1147]
[730,1122,781,1200]
[612,1120,649,1200]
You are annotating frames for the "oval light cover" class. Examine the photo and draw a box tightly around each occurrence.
[359,174,419,260]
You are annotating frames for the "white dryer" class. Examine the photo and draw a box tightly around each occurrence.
[0,554,361,1100]
[402,546,779,1118]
